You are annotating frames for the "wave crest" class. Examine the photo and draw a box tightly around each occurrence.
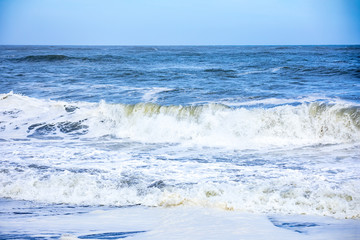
[0,93,359,147]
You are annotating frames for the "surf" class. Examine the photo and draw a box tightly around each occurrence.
[1,92,359,148]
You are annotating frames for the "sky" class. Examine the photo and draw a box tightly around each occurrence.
[0,0,359,45]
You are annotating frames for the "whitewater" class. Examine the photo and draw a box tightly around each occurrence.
[0,45,359,239]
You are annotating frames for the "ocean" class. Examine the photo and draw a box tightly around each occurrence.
[0,45,359,239]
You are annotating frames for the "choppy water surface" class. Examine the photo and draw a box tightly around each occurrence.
[0,46,359,239]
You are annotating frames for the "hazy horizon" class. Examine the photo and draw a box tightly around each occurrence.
[1,44,360,46]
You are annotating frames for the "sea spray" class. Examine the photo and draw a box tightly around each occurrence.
[1,93,359,148]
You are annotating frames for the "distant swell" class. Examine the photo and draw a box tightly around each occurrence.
[13,54,128,63]
[18,55,71,62]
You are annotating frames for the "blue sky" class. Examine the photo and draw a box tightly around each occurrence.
[0,0,359,45]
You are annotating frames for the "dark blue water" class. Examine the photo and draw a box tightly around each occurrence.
[1,45,359,105]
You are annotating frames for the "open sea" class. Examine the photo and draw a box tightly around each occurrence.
[0,45,359,239]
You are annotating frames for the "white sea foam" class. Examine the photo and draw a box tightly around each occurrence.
[1,93,359,219]
[141,87,174,102]
[0,162,359,219]
[0,92,359,148]
[271,66,285,73]
[220,95,360,107]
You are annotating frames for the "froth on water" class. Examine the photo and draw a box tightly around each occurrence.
[1,92,359,148]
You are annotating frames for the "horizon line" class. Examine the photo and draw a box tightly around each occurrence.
[0,43,359,47]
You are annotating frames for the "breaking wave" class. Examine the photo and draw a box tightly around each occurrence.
[0,92,359,147]
[1,92,360,219]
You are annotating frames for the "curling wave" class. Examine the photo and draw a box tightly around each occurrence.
[0,92,359,147]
